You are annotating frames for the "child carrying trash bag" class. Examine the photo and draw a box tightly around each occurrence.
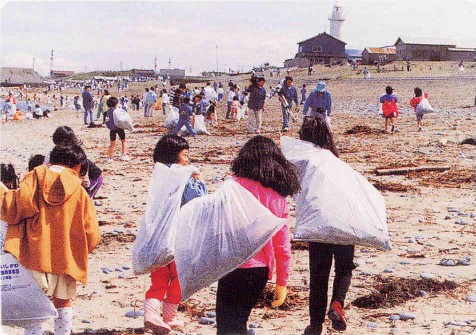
[283,117,389,335]
[1,145,101,335]
[296,117,355,335]
[410,87,431,132]
[143,134,208,334]
[215,136,301,335]
[379,86,399,133]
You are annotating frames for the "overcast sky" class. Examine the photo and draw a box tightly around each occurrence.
[1,1,475,76]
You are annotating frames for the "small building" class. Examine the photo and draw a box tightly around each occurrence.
[345,49,363,63]
[395,37,476,61]
[445,48,476,61]
[395,37,456,61]
[362,47,396,65]
[1,67,45,87]
[285,32,347,67]
[50,70,75,78]
[159,68,186,80]
[130,69,157,81]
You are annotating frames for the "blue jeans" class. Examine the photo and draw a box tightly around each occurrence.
[174,118,196,136]
[281,102,292,129]
[218,93,223,102]
[83,108,94,124]
[162,103,167,115]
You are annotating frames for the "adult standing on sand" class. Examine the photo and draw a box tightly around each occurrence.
[144,87,157,117]
[82,85,94,125]
[302,81,332,126]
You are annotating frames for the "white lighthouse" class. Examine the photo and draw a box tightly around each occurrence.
[329,3,345,41]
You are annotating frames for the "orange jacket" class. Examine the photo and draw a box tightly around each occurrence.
[1,165,100,284]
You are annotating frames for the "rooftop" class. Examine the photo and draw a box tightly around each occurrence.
[298,32,346,45]
[395,37,456,47]
[365,47,396,54]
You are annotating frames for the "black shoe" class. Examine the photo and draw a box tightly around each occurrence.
[303,325,322,335]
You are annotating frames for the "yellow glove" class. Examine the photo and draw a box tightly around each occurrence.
[271,285,287,308]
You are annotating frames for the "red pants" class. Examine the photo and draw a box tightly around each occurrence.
[145,261,181,304]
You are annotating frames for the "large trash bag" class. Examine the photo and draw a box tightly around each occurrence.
[281,136,391,250]
[1,222,57,328]
[415,98,435,114]
[175,177,287,301]
[113,107,133,131]
[132,163,197,275]
[193,115,210,135]
[163,106,179,129]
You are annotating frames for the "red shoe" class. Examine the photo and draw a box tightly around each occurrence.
[328,301,347,331]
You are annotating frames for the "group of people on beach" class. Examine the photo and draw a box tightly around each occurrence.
[2,109,357,335]
[379,85,432,133]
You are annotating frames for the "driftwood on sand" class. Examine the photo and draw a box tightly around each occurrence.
[375,166,451,176]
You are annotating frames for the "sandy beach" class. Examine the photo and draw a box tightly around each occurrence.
[1,62,476,335]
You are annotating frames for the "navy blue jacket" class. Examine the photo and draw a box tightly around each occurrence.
[247,86,266,111]
[280,85,298,105]
[82,90,94,109]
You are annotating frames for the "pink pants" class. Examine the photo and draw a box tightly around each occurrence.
[145,261,181,304]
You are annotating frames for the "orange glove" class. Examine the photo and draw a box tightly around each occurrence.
[271,285,287,308]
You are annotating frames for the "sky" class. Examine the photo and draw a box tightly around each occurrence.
[1,0,476,76]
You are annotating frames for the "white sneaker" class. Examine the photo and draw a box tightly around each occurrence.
[119,155,130,161]
[283,127,289,132]
[105,158,113,164]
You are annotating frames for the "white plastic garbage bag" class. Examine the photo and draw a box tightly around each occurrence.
[193,115,210,135]
[164,106,179,129]
[415,98,435,114]
[281,136,391,250]
[132,163,197,275]
[1,222,57,328]
[113,107,133,131]
[378,100,384,116]
[175,177,287,301]
[237,106,246,121]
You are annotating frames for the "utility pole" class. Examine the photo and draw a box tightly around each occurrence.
[50,50,54,75]
[168,58,171,69]
[154,57,157,73]
[33,57,35,71]
[216,45,219,73]
[120,60,123,80]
